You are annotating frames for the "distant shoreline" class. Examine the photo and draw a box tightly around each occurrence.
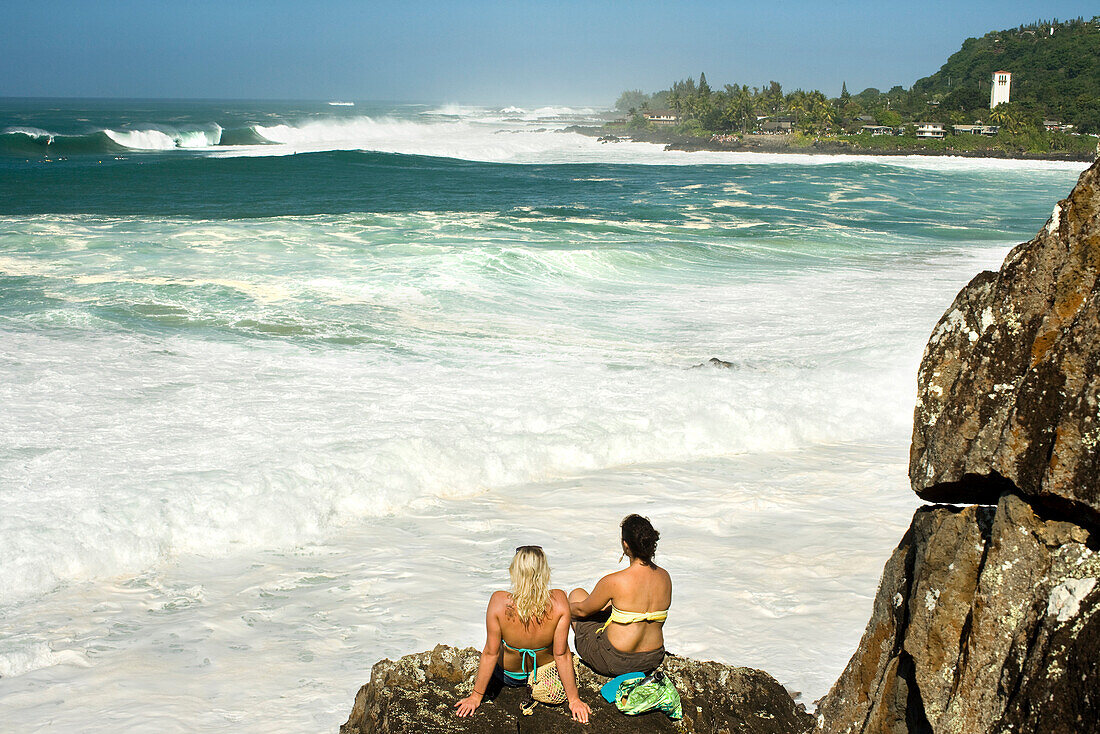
[566,125,1097,163]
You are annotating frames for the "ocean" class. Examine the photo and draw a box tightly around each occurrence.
[0,99,1088,732]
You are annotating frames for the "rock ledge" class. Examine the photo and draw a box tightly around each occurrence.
[341,644,813,733]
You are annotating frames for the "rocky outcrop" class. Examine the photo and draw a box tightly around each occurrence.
[814,494,1099,733]
[910,158,1100,520]
[341,644,813,734]
[690,357,734,369]
[817,158,1100,733]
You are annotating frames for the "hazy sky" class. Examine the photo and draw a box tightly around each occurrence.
[3,1,1096,105]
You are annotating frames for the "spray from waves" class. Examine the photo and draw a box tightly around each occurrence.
[1,114,568,159]
[242,115,586,161]
[422,104,599,121]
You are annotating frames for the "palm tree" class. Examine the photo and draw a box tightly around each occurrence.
[668,89,683,116]
[735,85,755,133]
[786,90,809,125]
[989,103,1020,133]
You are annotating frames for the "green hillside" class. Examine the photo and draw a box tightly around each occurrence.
[913,17,1100,131]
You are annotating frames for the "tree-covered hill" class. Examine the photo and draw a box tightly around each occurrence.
[912,17,1100,130]
[604,15,1100,156]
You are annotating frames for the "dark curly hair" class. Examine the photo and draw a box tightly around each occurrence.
[621,514,660,565]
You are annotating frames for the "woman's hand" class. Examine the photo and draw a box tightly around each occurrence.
[454,692,483,717]
[568,697,591,724]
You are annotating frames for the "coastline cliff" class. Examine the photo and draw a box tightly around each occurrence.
[815,158,1100,733]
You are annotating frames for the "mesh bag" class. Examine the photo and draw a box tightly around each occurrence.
[615,670,682,720]
[527,660,567,704]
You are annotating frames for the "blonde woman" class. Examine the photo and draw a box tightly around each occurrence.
[455,546,591,723]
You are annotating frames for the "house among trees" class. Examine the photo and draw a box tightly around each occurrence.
[915,123,946,139]
[642,110,679,125]
[860,125,893,136]
[760,118,793,134]
[952,124,999,136]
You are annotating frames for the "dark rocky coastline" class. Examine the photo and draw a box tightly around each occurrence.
[342,159,1100,733]
[565,125,1097,162]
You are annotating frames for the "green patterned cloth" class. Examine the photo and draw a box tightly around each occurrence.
[614,671,682,720]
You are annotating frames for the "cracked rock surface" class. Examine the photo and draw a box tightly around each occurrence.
[814,494,1099,734]
[340,644,812,734]
[910,158,1100,518]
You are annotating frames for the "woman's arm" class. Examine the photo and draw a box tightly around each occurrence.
[553,596,590,724]
[570,575,615,619]
[455,593,503,717]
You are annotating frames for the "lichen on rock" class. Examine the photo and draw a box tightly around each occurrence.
[814,494,1100,734]
[910,158,1100,520]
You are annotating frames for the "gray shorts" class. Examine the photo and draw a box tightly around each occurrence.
[572,618,666,678]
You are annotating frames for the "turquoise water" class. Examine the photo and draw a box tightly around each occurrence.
[0,99,1088,731]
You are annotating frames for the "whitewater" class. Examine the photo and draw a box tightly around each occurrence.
[0,99,1090,732]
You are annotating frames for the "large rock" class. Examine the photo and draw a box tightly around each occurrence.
[341,644,813,734]
[814,493,1100,734]
[910,158,1100,518]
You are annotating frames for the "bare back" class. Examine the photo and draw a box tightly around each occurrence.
[603,563,672,653]
[493,589,568,671]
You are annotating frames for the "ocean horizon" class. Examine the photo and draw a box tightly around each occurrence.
[0,97,1089,732]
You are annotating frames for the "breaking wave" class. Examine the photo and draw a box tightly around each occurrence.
[1,124,225,155]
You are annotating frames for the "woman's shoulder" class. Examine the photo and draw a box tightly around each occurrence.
[488,589,511,610]
[548,588,569,610]
[599,567,629,586]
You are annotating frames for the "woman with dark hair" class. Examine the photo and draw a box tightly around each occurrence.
[568,514,671,677]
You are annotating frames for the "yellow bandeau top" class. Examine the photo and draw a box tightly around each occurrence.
[596,603,669,634]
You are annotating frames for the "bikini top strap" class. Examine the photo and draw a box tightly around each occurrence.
[501,640,549,673]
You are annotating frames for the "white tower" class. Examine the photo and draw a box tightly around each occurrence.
[990,71,1011,108]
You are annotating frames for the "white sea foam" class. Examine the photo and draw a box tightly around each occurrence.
[0,152,1082,732]
[0,210,1014,609]
[0,641,92,677]
[0,450,918,731]
[104,125,222,150]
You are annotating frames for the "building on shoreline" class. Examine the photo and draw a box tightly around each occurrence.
[642,110,679,125]
[990,70,1011,108]
[952,124,999,136]
[916,123,946,139]
[1043,119,1074,133]
[761,118,793,134]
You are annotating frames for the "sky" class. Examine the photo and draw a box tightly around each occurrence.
[2,0,1097,105]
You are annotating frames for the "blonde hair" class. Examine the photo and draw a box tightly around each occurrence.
[509,547,552,623]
